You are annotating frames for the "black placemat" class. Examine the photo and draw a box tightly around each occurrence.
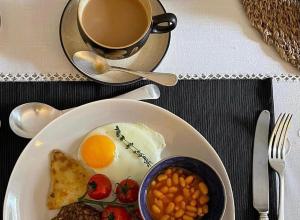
[0,79,276,220]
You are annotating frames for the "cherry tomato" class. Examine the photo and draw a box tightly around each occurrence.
[101,206,131,220]
[116,179,139,203]
[87,174,112,200]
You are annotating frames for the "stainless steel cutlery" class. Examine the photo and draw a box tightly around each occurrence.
[268,113,292,220]
[9,84,161,138]
[253,111,292,220]
[73,51,178,87]
[253,110,271,220]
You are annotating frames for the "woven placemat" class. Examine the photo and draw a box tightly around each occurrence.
[242,0,300,70]
[0,80,277,219]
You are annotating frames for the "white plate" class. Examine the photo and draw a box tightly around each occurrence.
[3,100,235,219]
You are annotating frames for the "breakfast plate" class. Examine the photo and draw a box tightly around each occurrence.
[60,0,170,85]
[3,100,235,219]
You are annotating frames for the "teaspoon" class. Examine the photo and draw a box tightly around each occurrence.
[9,84,160,139]
[72,51,178,86]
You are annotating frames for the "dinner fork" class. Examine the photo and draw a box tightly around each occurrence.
[268,113,292,220]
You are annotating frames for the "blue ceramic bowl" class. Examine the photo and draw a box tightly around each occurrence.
[139,156,226,220]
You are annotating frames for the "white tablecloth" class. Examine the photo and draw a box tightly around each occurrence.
[0,0,300,81]
[0,0,300,219]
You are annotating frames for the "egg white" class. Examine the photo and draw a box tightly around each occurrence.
[78,123,166,184]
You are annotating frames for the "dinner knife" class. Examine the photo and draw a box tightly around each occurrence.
[253,110,270,220]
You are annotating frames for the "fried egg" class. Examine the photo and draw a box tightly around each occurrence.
[78,123,166,184]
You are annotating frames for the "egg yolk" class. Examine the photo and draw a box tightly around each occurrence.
[81,135,115,168]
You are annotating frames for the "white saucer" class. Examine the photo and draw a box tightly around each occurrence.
[59,0,171,85]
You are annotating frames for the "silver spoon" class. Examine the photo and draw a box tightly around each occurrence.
[9,84,160,139]
[72,51,178,87]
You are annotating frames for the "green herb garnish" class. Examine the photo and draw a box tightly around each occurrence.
[114,126,152,167]
[78,197,136,209]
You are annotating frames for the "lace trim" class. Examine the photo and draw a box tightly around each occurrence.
[1,72,300,82]
[178,73,300,82]
[0,72,87,81]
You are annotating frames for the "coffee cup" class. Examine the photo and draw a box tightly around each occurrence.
[78,0,177,59]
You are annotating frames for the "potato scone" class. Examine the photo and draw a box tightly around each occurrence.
[47,150,92,209]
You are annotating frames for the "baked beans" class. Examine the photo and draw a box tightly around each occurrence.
[147,167,209,220]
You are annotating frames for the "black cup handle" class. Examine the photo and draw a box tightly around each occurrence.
[151,13,177,34]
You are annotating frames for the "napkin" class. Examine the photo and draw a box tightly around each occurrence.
[273,81,300,219]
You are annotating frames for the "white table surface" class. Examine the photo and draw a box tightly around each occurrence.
[0,0,300,219]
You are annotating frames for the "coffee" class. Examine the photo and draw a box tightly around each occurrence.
[81,0,149,48]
